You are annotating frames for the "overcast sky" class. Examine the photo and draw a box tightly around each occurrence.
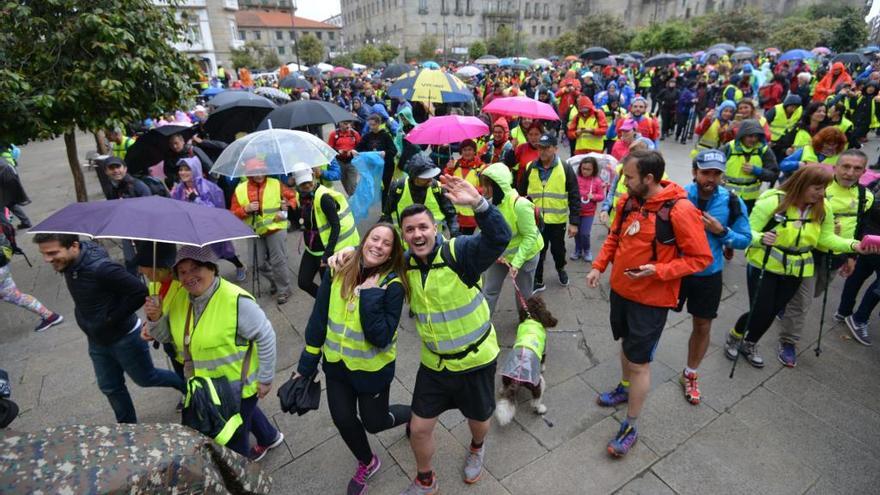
[296,0,341,21]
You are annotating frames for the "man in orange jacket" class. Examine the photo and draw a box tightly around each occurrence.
[586,150,711,458]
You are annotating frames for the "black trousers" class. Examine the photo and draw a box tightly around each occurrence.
[298,252,325,298]
[326,377,410,464]
[734,265,803,344]
[660,108,675,136]
[536,223,567,283]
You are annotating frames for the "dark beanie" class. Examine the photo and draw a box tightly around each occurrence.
[133,241,178,269]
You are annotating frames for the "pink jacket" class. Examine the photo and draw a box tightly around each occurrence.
[576,175,605,216]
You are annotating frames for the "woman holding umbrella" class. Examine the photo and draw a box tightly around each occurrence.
[295,223,411,495]
[171,157,247,282]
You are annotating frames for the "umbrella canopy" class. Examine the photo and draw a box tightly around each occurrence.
[498,57,515,67]
[709,43,735,52]
[563,55,579,61]
[629,51,645,59]
[304,66,323,77]
[475,55,500,65]
[832,52,867,65]
[405,115,489,145]
[734,46,753,53]
[124,125,195,176]
[580,47,611,61]
[456,65,483,78]
[812,47,831,55]
[206,90,253,109]
[510,63,530,71]
[253,86,291,103]
[352,63,367,71]
[316,62,334,71]
[764,47,781,55]
[613,54,637,64]
[859,45,880,55]
[700,48,727,62]
[29,196,256,247]
[200,87,224,98]
[593,57,617,66]
[532,58,552,68]
[644,53,678,68]
[382,63,411,80]
[331,67,354,78]
[387,69,472,104]
[257,100,357,130]
[204,98,276,143]
[778,49,815,62]
[731,50,754,61]
[210,129,337,178]
[676,53,693,61]
[421,61,440,69]
[482,96,559,121]
[279,75,312,90]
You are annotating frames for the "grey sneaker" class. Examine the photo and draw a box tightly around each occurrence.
[845,316,873,346]
[724,331,741,360]
[463,444,485,484]
[400,475,438,495]
[740,341,765,368]
[833,312,847,323]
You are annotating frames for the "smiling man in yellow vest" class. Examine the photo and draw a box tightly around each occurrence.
[398,174,511,495]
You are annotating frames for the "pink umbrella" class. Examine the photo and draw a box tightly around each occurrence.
[812,47,831,56]
[405,115,489,145]
[482,96,560,121]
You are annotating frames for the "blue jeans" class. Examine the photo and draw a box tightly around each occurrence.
[574,215,595,255]
[88,329,185,423]
[226,394,279,457]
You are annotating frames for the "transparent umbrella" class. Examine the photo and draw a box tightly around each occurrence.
[209,129,337,178]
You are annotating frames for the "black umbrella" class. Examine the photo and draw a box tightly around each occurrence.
[581,46,611,61]
[510,63,530,70]
[676,52,693,61]
[644,53,679,68]
[124,125,195,176]
[629,51,645,59]
[257,100,357,130]
[382,63,411,80]
[833,52,868,65]
[593,57,617,67]
[206,90,253,109]
[277,371,320,416]
[279,75,313,91]
[709,43,735,52]
[204,98,277,143]
[305,66,322,77]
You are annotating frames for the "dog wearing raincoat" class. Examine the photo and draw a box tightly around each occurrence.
[495,296,557,426]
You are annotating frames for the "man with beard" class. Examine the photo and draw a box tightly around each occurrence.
[587,150,711,457]
[675,150,751,405]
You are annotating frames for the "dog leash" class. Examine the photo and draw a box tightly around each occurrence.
[508,271,532,319]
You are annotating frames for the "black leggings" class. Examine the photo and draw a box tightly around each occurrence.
[734,265,803,344]
[536,222,567,282]
[298,252,325,298]
[223,255,244,269]
[326,377,411,464]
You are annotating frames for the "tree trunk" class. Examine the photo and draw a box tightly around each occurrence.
[64,131,88,202]
[93,130,109,155]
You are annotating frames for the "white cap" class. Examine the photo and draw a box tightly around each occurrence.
[584,71,595,79]
[294,168,314,185]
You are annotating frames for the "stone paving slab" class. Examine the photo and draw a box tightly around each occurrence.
[615,471,676,495]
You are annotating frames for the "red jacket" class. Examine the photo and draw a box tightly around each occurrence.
[328,129,361,160]
[617,114,660,142]
[592,181,712,308]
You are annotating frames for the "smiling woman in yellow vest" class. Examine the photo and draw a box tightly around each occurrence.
[296,223,411,495]
[725,166,870,369]
[144,245,281,460]
[779,127,848,179]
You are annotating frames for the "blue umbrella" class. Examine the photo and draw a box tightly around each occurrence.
[201,87,225,98]
[859,45,880,55]
[422,61,440,69]
[779,49,815,62]
[29,196,256,247]
[734,46,753,53]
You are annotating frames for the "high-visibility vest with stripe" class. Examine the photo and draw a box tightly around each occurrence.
[234,178,287,235]
[836,117,854,135]
[723,142,766,201]
[112,137,136,159]
[696,119,723,150]
[526,158,568,224]
[395,180,445,226]
[450,163,482,217]
[768,104,802,142]
[514,318,545,357]
[497,193,544,263]
[149,279,186,364]
[825,179,871,242]
[745,191,824,277]
[800,145,839,166]
[574,114,604,151]
[167,278,260,403]
[407,238,499,372]
[313,184,360,253]
[323,272,400,372]
[793,129,812,149]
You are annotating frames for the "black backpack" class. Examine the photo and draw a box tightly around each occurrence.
[0,217,30,266]
[613,196,681,261]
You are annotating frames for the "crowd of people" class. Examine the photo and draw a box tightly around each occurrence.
[4,47,880,494]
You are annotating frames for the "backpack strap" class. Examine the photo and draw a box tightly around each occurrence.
[612,195,641,237]
[855,184,867,240]
[726,190,742,227]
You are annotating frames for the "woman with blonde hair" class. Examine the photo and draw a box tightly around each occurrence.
[725,166,873,367]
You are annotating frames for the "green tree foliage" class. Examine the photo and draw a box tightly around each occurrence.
[767,17,840,51]
[418,36,438,60]
[704,7,767,44]
[353,45,382,66]
[468,40,487,60]
[298,33,325,66]
[554,31,580,57]
[0,0,198,201]
[331,54,353,69]
[574,13,633,54]
[231,41,262,70]
[486,25,516,57]
[378,44,400,63]
[831,8,869,53]
[262,50,280,70]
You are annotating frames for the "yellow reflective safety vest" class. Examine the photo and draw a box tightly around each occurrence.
[450,163,483,217]
[574,114,605,152]
[696,119,723,151]
[407,239,499,372]
[723,84,743,102]
[313,184,360,253]
[323,272,400,372]
[800,145,839,165]
[824,179,872,244]
[514,318,546,357]
[792,129,812,149]
[723,141,766,201]
[149,279,186,364]
[768,104,802,142]
[112,137,135,159]
[395,180,445,226]
[526,157,569,225]
[235,178,287,236]
[497,194,544,263]
[836,117,854,135]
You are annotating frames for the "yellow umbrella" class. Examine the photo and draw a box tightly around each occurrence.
[387,69,473,104]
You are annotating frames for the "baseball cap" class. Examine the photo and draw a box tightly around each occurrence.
[105,157,126,168]
[584,71,595,79]
[537,134,557,147]
[619,119,636,132]
[406,154,442,179]
[694,149,727,172]
[294,168,314,185]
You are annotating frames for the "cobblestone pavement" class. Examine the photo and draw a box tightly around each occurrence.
[2,133,880,494]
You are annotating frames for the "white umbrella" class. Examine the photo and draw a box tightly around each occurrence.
[456,65,482,78]
[474,56,500,66]
[285,62,307,72]
[352,63,367,71]
[316,62,334,72]
[532,58,552,68]
[566,153,619,189]
[210,129,337,178]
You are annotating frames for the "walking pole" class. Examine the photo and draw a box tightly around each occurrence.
[730,245,772,379]
[814,253,834,357]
